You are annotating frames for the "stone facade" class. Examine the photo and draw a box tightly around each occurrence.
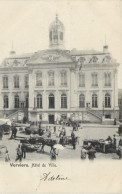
[0,15,119,123]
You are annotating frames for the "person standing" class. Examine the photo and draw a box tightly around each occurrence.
[5,150,10,162]
[50,148,57,161]
[15,144,22,162]
[21,144,26,159]
[87,146,96,160]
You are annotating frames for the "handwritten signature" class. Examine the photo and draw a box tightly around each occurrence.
[40,172,70,181]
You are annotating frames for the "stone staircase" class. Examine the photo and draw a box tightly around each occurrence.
[86,107,103,121]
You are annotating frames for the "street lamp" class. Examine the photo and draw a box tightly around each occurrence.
[102,101,104,116]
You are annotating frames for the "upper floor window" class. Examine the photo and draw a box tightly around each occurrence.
[3,95,9,108]
[79,73,85,87]
[48,71,54,86]
[3,76,8,89]
[105,93,111,108]
[90,56,98,63]
[92,73,98,87]
[14,95,19,108]
[25,75,29,88]
[14,75,19,88]
[36,72,42,86]
[61,71,67,86]
[37,94,42,108]
[92,94,98,108]
[61,93,67,108]
[104,72,111,86]
[79,94,85,108]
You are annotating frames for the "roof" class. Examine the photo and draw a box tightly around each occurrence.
[70,48,107,55]
[27,49,74,65]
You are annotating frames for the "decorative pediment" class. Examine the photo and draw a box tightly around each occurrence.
[41,54,60,62]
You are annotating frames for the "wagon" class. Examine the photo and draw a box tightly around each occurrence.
[83,139,116,153]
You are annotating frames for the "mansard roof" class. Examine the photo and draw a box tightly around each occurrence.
[0,47,118,69]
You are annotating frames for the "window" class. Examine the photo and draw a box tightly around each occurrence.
[60,32,63,40]
[37,94,42,108]
[14,75,19,88]
[61,71,67,86]
[79,73,85,87]
[53,30,58,41]
[104,72,111,86]
[48,71,54,86]
[25,75,29,88]
[92,94,98,108]
[61,93,67,108]
[79,94,85,108]
[50,31,52,41]
[92,73,98,86]
[49,93,55,108]
[3,76,8,89]
[90,56,98,63]
[25,95,29,108]
[105,93,111,108]
[14,95,19,108]
[36,72,42,86]
[3,95,9,108]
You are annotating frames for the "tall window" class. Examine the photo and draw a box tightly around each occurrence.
[49,93,55,108]
[25,75,29,88]
[61,71,67,86]
[92,94,98,108]
[79,73,85,87]
[60,32,63,40]
[92,73,98,86]
[37,94,42,108]
[36,72,42,86]
[14,95,19,108]
[105,93,111,107]
[61,93,67,108]
[48,71,54,86]
[104,72,111,86]
[3,95,9,108]
[25,95,29,108]
[50,31,52,41]
[79,94,85,108]
[53,30,58,41]
[14,75,19,88]
[3,76,8,89]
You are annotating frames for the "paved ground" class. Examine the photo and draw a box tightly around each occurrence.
[0,124,121,162]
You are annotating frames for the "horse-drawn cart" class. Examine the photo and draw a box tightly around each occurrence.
[83,139,116,153]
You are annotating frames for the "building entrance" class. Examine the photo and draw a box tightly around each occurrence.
[49,114,55,124]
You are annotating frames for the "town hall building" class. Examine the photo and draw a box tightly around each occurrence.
[0,15,119,123]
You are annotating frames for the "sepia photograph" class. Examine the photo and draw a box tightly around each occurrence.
[0,0,122,193]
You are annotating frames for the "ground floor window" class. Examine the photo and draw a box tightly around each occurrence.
[92,94,98,108]
[105,114,111,119]
[105,93,111,108]
[61,93,67,108]
[37,94,42,108]
[15,95,19,108]
[3,95,9,108]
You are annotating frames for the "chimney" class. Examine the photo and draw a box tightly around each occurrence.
[103,45,108,53]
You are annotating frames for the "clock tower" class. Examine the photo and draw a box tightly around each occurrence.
[49,14,65,50]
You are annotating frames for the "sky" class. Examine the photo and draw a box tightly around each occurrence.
[0,0,122,88]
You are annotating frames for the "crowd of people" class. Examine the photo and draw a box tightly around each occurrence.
[2,120,122,162]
